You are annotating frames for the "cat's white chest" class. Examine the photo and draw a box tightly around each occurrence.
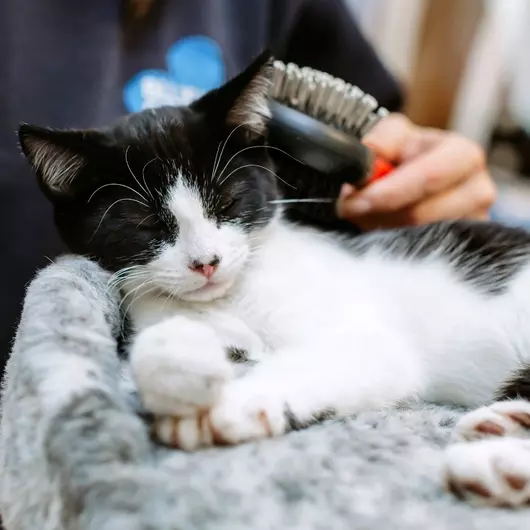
[128,222,364,352]
[220,224,376,348]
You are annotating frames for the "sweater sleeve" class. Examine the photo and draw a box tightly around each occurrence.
[270,0,404,112]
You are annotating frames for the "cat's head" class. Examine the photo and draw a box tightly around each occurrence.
[19,51,280,302]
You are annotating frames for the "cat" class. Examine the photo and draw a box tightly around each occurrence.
[18,51,530,507]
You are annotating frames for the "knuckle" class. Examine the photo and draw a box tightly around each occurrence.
[386,112,413,131]
[423,170,445,195]
[450,133,487,169]
[404,207,426,226]
[371,112,412,136]
[468,141,487,169]
[477,177,497,209]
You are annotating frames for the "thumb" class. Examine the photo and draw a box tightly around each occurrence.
[362,113,413,163]
[336,183,361,219]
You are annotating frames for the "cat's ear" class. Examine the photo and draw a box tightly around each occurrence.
[225,50,274,137]
[194,50,274,139]
[19,124,105,199]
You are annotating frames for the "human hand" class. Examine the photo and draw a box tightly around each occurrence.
[336,113,496,230]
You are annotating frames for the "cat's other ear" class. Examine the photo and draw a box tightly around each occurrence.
[226,50,274,137]
[18,124,105,199]
[194,50,274,139]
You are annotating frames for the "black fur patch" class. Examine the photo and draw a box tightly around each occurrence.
[116,311,133,361]
[348,220,530,294]
[18,53,280,273]
[284,405,336,431]
[226,346,250,364]
[497,364,530,400]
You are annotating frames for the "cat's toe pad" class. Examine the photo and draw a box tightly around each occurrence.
[130,318,233,415]
[454,400,530,441]
[154,387,286,451]
[445,439,530,506]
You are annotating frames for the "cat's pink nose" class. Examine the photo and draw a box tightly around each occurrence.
[189,256,220,280]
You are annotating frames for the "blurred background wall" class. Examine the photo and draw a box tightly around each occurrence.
[347,0,530,226]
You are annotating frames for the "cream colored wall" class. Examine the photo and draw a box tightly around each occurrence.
[347,0,530,144]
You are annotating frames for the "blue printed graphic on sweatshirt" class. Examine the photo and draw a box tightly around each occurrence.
[123,35,225,112]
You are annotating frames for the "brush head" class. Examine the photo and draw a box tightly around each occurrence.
[268,60,390,187]
[270,60,389,136]
[268,100,370,183]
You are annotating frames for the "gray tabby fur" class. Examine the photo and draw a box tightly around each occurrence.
[1,256,529,530]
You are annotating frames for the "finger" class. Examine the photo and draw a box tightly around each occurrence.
[345,210,413,231]
[400,127,446,162]
[347,133,486,215]
[468,209,491,221]
[342,203,490,232]
[362,113,416,162]
[339,171,495,230]
[400,170,496,225]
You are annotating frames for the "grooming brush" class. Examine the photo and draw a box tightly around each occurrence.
[268,60,395,189]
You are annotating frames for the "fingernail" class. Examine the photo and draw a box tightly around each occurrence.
[339,183,355,200]
[345,198,372,216]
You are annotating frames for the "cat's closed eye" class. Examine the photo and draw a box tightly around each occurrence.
[217,197,239,218]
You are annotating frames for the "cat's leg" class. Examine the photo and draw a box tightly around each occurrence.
[130,315,236,417]
[154,332,423,450]
[444,399,530,506]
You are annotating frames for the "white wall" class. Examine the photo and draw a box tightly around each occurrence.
[344,0,426,84]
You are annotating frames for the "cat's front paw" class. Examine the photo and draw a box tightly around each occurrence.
[454,400,530,441]
[444,439,530,507]
[130,317,234,416]
[153,382,287,451]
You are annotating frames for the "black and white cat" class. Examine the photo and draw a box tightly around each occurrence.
[19,52,530,507]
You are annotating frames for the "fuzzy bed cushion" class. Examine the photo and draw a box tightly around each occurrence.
[1,256,529,530]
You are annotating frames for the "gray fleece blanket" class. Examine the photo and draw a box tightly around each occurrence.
[1,256,529,530]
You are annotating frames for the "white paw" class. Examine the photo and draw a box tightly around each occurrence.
[454,400,530,441]
[130,317,233,416]
[153,382,287,451]
[206,311,266,359]
[444,439,530,506]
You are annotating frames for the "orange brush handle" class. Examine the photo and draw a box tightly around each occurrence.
[367,156,395,183]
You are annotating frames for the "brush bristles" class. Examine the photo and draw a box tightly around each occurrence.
[270,60,389,138]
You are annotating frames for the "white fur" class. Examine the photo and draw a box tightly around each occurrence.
[124,177,250,318]
[28,140,84,192]
[130,316,234,416]
[122,182,530,456]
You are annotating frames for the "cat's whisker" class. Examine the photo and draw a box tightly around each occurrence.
[161,288,179,313]
[106,267,138,286]
[88,183,148,204]
[108,270,149,289]
[136,213,157,229]
[211,141,223,182]
[219,163,294,190]
[119,277,159,313]
[125,145,151,201]
[215,144,305,189]
[268,198,335,205]
[141,157,158,200]
[121,284,160,327]
[213,123,248,183]
[90,197,149,241]
[107,273,151,295]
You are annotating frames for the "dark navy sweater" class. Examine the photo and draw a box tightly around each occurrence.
[0,0,402,362]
